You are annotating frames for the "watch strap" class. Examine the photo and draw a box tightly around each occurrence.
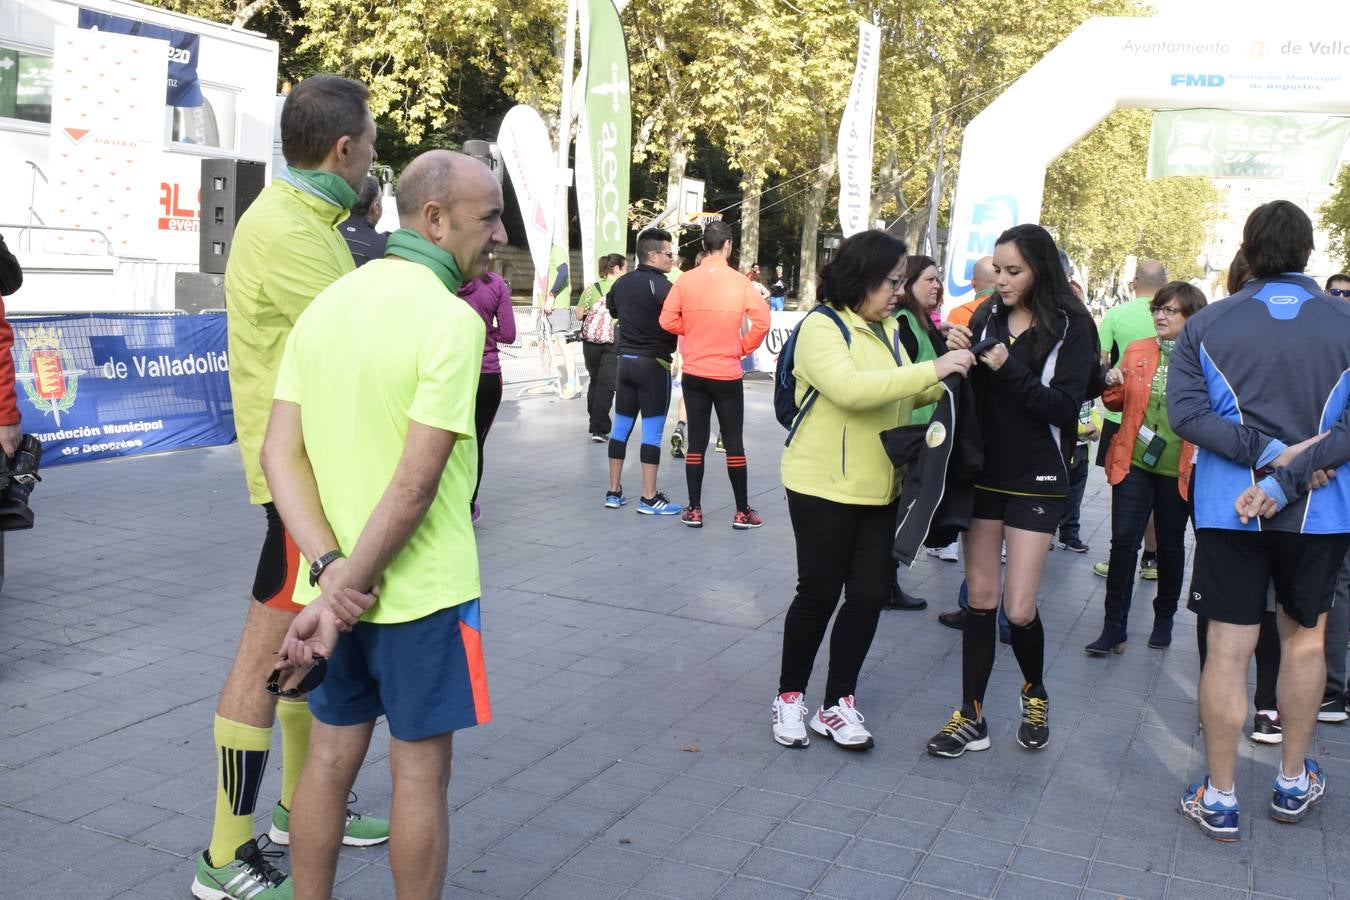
[309,549,344,587]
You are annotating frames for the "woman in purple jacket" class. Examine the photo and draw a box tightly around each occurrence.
[457,255,517,522]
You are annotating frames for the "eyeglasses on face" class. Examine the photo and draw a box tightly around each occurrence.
[1151,305,1185,317]
[1330,288,1350,298]
[885,275,904,291]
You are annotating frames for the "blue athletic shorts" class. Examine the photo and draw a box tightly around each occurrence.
[308,600,491,741]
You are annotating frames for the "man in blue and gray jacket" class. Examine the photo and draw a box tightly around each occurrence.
[1168,200,1350,842]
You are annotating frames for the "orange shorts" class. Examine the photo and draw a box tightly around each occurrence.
[253,502,303,613]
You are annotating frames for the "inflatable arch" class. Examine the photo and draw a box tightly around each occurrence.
[945,14,1350,304]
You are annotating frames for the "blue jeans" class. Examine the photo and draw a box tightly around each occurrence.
[1102,466,1187,635]
[958,579,1009,639]
[769,295,785,311]
[1058,444,1089,540]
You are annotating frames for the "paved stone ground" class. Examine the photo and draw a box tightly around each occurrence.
[3,374,1350,899]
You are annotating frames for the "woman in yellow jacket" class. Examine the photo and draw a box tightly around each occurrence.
[772,231,975,750]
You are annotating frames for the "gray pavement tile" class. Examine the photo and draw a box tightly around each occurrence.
[720,786,804,819]
[596,815,688,856]
[858,814,941,852]
[911,856,1003,897]
[1249,867,1333,899]
[739,846,831,890]
[1007,845,1089,887]
[787,798,873,833]
[814,865,908,899]
[1086,860,1168,899]
[560,843,656,886]
[450,852,552,898]
[763,820,852,860]
[632,859,731,898]
[930,830,1017,869]
[995,873,1085,899]
[714,876,808,899]
[877,793,959,827]
[562,779,649,814]
[1094,835,1174,874]
[836,839,925,881]
[693,807,780,844]
[947,807,1028,844]
[1020,821,1099,858]
[523,872,625,899]
[664,831,757,872]
[458,787,553,825]
[489,824,591,868]
[653,774,740,806]
[628,792,715,829]
[1167,876,1252,900]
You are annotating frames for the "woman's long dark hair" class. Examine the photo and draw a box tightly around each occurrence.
[818,230,908,311]
[992,224,1091,365]
[898,255,938,321]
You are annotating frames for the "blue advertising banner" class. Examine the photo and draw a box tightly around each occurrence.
[77,9,203,108]
[12,314,234,467]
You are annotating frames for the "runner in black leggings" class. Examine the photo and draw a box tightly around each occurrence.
[658,221,771,528]
[604,229,682,515]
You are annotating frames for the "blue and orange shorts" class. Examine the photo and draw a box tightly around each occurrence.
[307,599,492,741]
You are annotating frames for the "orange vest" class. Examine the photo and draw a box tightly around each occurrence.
[1102,337,1195,500]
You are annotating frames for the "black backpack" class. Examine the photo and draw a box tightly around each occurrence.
[774,304,851,446]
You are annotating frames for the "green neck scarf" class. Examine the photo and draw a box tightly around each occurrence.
[386,229,463,294]
[280,167,358,211]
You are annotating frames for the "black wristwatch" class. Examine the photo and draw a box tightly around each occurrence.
[308,550,344,587]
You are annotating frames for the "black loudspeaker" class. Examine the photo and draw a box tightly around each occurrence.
[199,158,266,274]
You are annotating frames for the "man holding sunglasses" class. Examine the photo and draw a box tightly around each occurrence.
[264,150,501,900]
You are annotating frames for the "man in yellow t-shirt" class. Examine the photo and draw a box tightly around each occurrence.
[263,150,505,900]
[195,75,382,900]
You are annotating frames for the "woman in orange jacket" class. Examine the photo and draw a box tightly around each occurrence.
[1086,281,1206,655]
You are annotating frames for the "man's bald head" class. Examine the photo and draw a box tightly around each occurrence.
[1133,259,1168,293]
[393,150,506,280]
[971,256,996,293]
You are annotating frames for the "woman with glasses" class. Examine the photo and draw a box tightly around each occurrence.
[771,231,975,750]
[927,224,1098,759]
[1085,281,1206,656]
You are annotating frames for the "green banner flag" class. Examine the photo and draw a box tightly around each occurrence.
[576,0,631,285]
[1149,110,1350,182]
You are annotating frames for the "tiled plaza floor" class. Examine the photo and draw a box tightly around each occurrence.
[2,375,1348,899]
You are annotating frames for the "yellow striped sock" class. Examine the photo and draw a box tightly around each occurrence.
[208,715,272,867]
[275,698,313,811]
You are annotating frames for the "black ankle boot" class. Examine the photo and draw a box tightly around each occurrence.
[1147,616,1173,649]
[1085,626,1126,656]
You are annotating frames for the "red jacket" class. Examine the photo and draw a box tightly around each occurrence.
[1102,337,1193,500]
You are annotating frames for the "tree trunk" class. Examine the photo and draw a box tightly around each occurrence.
[664,133,689,222]
[738,171,764,271]
[797,139,837,310]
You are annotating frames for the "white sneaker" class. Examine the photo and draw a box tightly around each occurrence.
[809,695,874,749]
[937,541,959,562]
[772,692,810,747]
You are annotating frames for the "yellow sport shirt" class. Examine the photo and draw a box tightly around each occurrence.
[225,180,354,504]
[273,258,485,624]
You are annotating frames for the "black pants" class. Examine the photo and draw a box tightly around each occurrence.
[681,373,748,510]
[473,372,502,504]
[1058,444,1089,540]
[609,355,671,466]
[1101,466,1188,634]
[779,489,897,704]
[582,341,618,436]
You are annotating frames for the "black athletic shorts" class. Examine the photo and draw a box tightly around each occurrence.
[1188,529,1350,628]
[971,487,1066,535]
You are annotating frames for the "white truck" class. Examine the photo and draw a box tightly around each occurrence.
[0,0,278,312]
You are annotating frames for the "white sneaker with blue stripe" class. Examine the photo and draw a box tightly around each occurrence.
[636,491,682,516]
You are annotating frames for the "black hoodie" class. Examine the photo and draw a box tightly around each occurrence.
[967,299,1096,496]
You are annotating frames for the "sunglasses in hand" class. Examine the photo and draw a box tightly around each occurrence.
[265,656,327,698]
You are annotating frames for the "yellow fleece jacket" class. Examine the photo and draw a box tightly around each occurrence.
[781,304,942,505]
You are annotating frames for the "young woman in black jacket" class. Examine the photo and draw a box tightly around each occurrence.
[927,224,1098,758]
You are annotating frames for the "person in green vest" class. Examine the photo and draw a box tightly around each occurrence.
[888,255,949,610]
[1094,259,1168,581]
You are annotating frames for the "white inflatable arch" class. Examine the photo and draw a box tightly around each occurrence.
[945,14,1350,304]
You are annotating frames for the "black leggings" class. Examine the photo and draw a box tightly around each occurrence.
[681,373,748,511]
[582,341,618,436]
[609,355,671,466]
[779,489,897,705]
[473,372,503,504]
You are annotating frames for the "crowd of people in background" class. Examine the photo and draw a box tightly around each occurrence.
[171,70,1350,900]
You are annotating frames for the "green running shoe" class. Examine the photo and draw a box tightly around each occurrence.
[1092,561,1109,578]
[191,838,292,900]
[269,800,389,847]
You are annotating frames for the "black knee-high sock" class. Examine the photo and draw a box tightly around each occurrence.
[726,454,749,511]
[1009,613,1046,692]
[685,451,705,507]
[963,608,997,716]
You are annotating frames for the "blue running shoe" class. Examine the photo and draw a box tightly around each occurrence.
[636,491,682,516]
[1270,758,1325,824]
[604,488,627,509]
[1179,780,1239,841]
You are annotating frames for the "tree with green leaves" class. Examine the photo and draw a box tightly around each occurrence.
[1319,165,1350,272]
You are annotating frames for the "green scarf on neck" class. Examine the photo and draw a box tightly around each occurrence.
[385,229,463,294]
[283,167,358,211]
